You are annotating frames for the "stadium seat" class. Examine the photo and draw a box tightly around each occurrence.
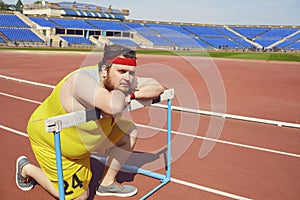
[49,18,95,29]
[29,17,60,28]
[60,36,92,45]
[0,14,29,28]
[0,27,43,42]
[109,38,138,47]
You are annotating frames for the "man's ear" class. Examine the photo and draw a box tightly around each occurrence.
[101,65,108,78]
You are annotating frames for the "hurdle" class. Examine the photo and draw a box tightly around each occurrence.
[45,88,174,200]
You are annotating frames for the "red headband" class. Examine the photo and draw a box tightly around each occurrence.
[106,57,137,67]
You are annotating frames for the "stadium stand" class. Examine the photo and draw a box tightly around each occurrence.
[0,27,44,42]
[49,18,95,29]
[60,35,92,45]
[0,13,45,46]
[108,38,139,47]
[0,35,6,43]
[143,23,206,48]
[288,42,300,50]
[181,25,246,49]
[0,13,29,27]
[85,20,129,31]
[0,1,299,51]
[254,28,299,48]
[123,22,173,47]
[231,27,271,39]
[29,17,61,28]
[275,31,300,49]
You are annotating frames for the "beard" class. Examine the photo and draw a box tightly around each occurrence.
[104,73,114,91]
[104,73,130,94]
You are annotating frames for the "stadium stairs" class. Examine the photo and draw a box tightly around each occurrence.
[0,32,9,42]
[224,26,262,49]
[89,35,102,48]
[119,23,154,48]
[267,30,300,49]
[130,32,154,48]
[180,26,216,50]
[143,25,176,46]
[14,11,47,43]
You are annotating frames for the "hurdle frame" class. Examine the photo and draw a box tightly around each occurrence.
[46,89,174,200]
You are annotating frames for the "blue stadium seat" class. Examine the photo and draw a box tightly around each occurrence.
[259,28,298,39]
[109,38,138,46]
[288,41,300,49]
[253,39,279,47]
[29,17,60,28]
[163,35,206,48]
[123,23,175,46]
[201,37,242,48]
[124,22,156,35]
[141,33,172,46]
[60,36,92,45]
[276,39,296,48]
[0,14,29,28]
[182,25,225,37]
[233,38,254,48]
[0,35,6,43]
[0,27,43,42]
[145,24,191,36]
[215,27,240,38]
[231,27,270,39]
[49,18,95,29]
[85,20,129,31]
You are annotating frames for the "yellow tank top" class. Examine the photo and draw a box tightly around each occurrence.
[27,65,112,158]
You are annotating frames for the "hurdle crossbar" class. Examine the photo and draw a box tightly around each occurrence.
[44,89,174,200]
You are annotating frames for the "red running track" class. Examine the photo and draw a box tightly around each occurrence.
[1,50,300,200]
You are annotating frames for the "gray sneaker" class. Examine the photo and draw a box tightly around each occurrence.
[96,182,138,197]
[16,156,34,191]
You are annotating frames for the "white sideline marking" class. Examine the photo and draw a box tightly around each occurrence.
[153,104,300,129]
[0,92,42,105]
[1,74,300,129]
[171,178,252,200]
[1,125,251,200]
[0,74,54,89]
[0,125,28,137]
[137,124,300,158]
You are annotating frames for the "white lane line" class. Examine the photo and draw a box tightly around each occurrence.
[0,92,42,104]
[171,178,252,200]
[0,125,28,137]
[0,125,252,200]
[0,74,54,88]
[137,124,300,158]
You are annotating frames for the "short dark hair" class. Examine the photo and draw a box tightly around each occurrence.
[98,44,136,69]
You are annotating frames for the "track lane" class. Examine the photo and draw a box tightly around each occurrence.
[1,51,300,199]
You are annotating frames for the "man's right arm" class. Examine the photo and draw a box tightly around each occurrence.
[61,73,129,115]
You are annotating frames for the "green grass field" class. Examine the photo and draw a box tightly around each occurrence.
[1,47,300,62]
[137,50,300,62]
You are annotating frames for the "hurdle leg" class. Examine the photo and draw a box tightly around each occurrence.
[140,98,172,199]
[166,98,172,179]
[54,129,65,200]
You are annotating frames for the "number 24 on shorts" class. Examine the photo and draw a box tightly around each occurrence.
[64,173,83,195]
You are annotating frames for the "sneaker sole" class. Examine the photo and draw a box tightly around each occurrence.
[16,156,33,191]
[96,188,138,197]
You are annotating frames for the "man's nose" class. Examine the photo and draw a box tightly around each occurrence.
[123,71,130,80]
